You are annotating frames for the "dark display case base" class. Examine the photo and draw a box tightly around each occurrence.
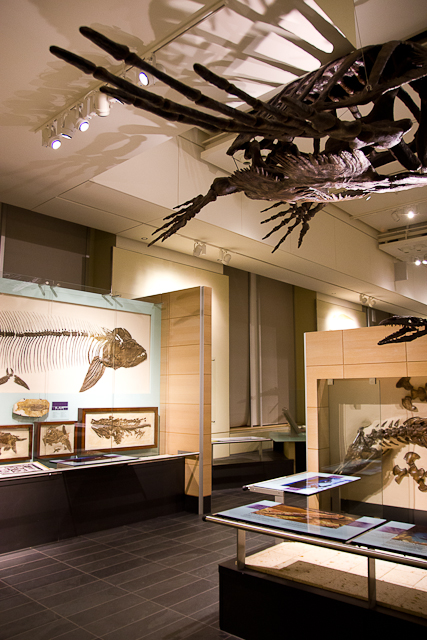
[0,457,185,554]
[219,560,427,639]
[213,451,294,489]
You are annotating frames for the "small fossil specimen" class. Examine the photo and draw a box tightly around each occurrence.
[42,425,72,452]
[13,398,50,417]
[90,416,147,445]
[0,432,26,454]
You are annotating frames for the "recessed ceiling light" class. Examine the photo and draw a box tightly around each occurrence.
[407,210,415,219]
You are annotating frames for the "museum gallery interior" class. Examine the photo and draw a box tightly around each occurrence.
[1,0,427,638]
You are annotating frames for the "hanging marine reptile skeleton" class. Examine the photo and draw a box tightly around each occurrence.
[378,316,427,344]
[0,311,147,392]
[50,28,427,250]
[335,416,427,491]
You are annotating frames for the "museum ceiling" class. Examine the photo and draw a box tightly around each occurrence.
[1,0,427,309]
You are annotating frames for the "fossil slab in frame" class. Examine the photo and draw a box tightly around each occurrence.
[35,421,78,459]
[78,407,158,453]
[0,424,33,462]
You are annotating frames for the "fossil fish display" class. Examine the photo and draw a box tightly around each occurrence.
[378,316,427,344]
[51,29,427,250]
[13,398,50,417]
[0,431,26,455]
[0,311,147,392]
[90,416,147,445]
[335,417,427,490]
[42,425,72,453]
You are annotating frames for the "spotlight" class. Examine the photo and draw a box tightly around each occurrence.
[423,255,427,265]
[95,92,110,117]
[42,122,61,149]
[407,210,416,219]
[218,249,231,265]
[359,294,368,305]
[193,242,206,257]
[391,210,400,222]
[59,109,76,139]
[415,258,422,266]
[136,56,163,87]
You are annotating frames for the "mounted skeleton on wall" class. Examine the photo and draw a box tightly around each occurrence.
[50,29,427,250]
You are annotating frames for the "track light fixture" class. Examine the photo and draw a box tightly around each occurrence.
[193,242,206,257]
[42,121,61,149]
[39,90,114,149]
[359,294,375,307]
[218,249,231,265]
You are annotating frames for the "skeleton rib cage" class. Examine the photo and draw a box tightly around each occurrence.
[50,31,427,249]
[0,311,106,374]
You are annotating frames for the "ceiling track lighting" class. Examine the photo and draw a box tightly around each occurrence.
[40,0,227,148]
[359,294,376,307]
[39,89,114,149]
[218,249,231,265]
[193,242,206,257]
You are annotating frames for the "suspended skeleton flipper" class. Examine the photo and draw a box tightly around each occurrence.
[80,357,106,392]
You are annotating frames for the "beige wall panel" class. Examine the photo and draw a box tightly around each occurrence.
[163,404,200,434]
[343,327,406,364]
[160,346,168,375]
[407,336,427,362]
[161,319,170,347]
[169,315,201,347]
[307,448,320,472]
[306,366,344,407]
[306,407,320,449]
[343,363,407,379]
[166,432,199,454]
[167,374,200,404]
[204,374,212,405]
[408,361,427,377]
[317,407,330,450]
[168,344,200,376]
[169,288,201,318]
[160,375,168,404]
[185,458,212,496]
[204,289,212,316]
[305,331,343,366]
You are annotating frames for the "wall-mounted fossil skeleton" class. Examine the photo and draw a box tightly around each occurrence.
[0,311,147,392]
[335,417,427,491]
[50,29,427,250]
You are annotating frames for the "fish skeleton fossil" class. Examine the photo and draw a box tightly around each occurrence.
[0,311,147,392]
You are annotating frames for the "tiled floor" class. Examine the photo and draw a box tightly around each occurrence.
[0,488,273,640]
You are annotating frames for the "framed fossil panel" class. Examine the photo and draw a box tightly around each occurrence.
[0,424,33,462]
[35,421,78,459]
[78,407,158,453]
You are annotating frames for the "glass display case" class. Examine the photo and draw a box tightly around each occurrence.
[0,275,162,473]
[320,377,427,520]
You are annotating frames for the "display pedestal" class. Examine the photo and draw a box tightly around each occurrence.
[219,560,426,639]
[0,457,185,553]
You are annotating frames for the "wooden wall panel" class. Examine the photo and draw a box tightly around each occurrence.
[157,286,212,502]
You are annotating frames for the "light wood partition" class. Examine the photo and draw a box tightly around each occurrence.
[143,286,212,511]
[305,325,427,510]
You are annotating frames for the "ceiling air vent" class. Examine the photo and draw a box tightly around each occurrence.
[378,221,427,261]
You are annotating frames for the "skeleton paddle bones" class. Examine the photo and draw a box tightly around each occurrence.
[50,29,427,250]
